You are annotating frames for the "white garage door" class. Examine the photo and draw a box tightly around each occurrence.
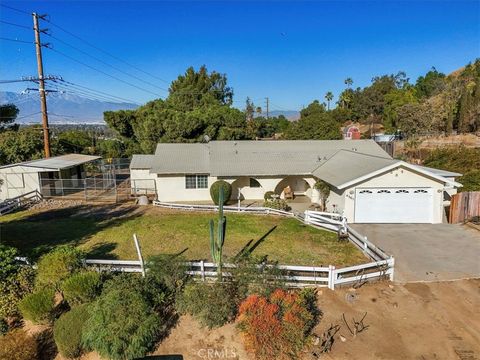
[354,187,434,223]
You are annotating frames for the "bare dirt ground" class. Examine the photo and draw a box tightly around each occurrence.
[153,280,480,360]
[43,279,479,360]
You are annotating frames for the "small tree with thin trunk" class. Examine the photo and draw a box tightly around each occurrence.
[314,180,330,211]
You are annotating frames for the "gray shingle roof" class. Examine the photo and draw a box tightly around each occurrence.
[209,140,390,176]
[0,154,100,170]
[131,143,209,173]
[312,150,397,187]
[133,140,391,176]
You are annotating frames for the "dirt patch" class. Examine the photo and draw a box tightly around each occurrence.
[153,314,251,360]
[20,280,479,360]
[317,280,480,360]
[152,280,480,360]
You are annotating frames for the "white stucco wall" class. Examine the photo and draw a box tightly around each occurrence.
[145,173,317,203]
[156,175,218,202]
[0,166,42,201]
[130,169,158,196]
[339,166,446,224]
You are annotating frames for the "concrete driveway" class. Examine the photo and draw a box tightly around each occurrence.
[351,224,480,283]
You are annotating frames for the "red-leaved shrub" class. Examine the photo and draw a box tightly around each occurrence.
[237,289,315,359]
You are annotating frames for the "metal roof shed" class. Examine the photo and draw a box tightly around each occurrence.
[0,154,100,201]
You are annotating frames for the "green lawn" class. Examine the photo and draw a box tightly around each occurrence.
[0,205,366,266]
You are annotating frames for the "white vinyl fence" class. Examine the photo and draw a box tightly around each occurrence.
[85,258,394,290]
[153,200,294,217]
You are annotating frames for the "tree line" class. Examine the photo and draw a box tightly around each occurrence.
[0,60,478,164]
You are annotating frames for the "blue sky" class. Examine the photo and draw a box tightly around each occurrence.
[1,0,479,110]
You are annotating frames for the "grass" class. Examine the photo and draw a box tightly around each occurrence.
[0,204,367,266]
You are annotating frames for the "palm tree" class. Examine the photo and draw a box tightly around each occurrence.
[344,78,353,88]
[325,92,334,110]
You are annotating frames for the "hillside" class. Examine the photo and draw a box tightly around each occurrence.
[0,91,138,124]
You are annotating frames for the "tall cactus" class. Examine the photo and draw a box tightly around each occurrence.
[210,187,226,279]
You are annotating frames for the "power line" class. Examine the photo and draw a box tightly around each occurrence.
[45,33,169,94]
[57,79,141,104]
[0,3,31,15]
[46,47,164,98]
[0,111,42,120]
[44,18,172,85]
[52,81,141,104]
[0,37,34,44]
[0,20,31,29]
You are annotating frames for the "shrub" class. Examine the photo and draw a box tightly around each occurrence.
[147,255,189,300]
[18,288,55,324]
[0,329,37,360]
[459,170,480,192]
[263,199,289,211]
[0,245,20,283]
[62,271,102,306]
[82,287,161,360]
[36,246,85,289]
[102,273,171,314]
[176,281,238,329]
[53,304,90,358]
[0,318,8,336]
[210,180,232,205]
[263,191,275,201]
[0,266,35,319]
[237,289,317,360]
[229,257,287,299]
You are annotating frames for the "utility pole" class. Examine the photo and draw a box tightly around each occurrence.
[32,12,51,158]
[265,97,269,119]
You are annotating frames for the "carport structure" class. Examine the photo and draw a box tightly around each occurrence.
[0,154,100,201]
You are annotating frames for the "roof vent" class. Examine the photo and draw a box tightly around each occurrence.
[352,147,357,151]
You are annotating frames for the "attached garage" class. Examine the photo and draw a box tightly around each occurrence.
[354,187,434,223]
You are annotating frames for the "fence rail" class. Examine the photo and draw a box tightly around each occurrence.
[153,200,294,217]
[84,258,393,289]
[0,190,43,215]
[39,178,156,202]
[102,202,395,286]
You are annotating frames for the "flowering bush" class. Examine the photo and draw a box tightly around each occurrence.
[237,289,316,359]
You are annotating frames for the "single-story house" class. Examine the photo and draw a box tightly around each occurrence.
[130,140,462,224]
[0,154,100,201]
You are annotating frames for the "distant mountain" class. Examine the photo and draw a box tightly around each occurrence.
[255,110,300,121]
[0,91,138,124]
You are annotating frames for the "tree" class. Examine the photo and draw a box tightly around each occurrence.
[105,66,249,152]
[0,127,45,165]
[325,92,334,110]
[0,104,19,132]
[167,65,233,111]
[285,100,341,140]
[104,110,137,139]
[415,67,446,98]
[383,87,418,132]
[344,77,353,88]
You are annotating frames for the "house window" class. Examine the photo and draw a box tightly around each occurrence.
[249,178,261,188]
[185,175,208,189]
[197,175,208,189]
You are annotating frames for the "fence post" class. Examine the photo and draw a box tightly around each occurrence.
[84,179,87,201]
[200,260,205,281]
[328,265,336,290]
[389,257,395,281]
[133,234,145,277]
